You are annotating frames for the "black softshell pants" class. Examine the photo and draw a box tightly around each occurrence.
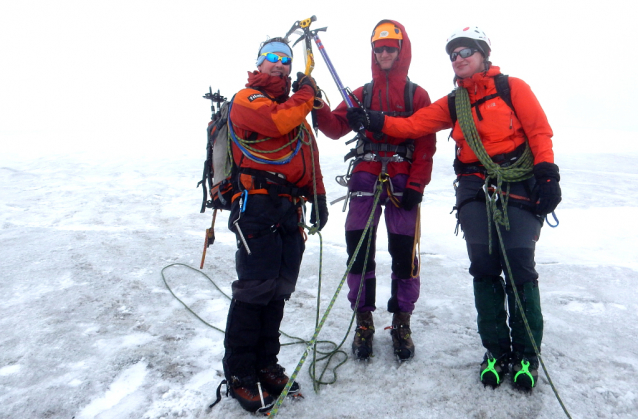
[223,195,304,381]
[456,175,544,358]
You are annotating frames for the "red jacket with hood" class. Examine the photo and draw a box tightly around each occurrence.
[229,71,326,196]
[382,65,554,166]
[315,20,436,194]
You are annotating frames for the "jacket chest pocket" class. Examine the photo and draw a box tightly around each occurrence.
[475,99,515,143]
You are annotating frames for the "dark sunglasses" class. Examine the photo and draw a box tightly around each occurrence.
[261,52,292,65]
[373,46,399,54]
[450,48,479,62]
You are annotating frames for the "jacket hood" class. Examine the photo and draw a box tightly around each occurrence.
[246,70,291,101]
[371,20,411,90]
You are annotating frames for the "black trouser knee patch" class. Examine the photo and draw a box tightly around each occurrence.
[346,228,377,274]
[388,233,416,278]
[503,248,539,287]
[363,276,376,310]
[387,278,400,313]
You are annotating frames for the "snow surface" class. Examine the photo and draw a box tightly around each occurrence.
[1,129,638,419]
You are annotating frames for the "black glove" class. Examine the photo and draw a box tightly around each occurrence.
[292,72,318,96]
[309,194,329,231]
[346,107,385,133]
[533,162,562,215]
[401,188,423,211]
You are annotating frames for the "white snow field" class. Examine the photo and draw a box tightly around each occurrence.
[1,126,637,419]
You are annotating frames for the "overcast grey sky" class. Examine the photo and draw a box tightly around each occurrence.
[1,0,635,158]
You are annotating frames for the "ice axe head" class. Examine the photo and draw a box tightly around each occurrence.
[284,15,317,42]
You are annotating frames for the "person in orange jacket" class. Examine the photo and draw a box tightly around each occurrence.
[221,36,327,413]
[347,26,561,389]
[315,20,436,362]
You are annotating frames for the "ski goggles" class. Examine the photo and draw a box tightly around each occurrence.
[373,46,399,54]
[450,48,480,62]
[260,53,292,65]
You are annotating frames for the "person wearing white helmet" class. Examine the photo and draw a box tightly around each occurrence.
[346,26,561,390]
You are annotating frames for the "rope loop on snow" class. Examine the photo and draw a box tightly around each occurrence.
[268,179,384,418]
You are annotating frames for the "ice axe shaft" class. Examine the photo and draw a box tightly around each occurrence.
[309,29,353,108]
[308,28,366,136]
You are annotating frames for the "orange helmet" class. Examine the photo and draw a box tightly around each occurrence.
[371,22,403,43]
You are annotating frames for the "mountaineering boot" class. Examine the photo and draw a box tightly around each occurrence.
[352,311,375,360]
[389,312,415,361]
[258,363,300,397]
[480,351,510,387]
[228,374,275,413]
[511,352,539,389]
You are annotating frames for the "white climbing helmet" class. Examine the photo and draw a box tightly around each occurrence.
[445,26,491,58]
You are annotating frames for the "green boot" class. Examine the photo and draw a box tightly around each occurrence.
[508,282,543,358]
[473,276,511,357]
[508,281,543,389]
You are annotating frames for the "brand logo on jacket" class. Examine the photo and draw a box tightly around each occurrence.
[248,94,266,102]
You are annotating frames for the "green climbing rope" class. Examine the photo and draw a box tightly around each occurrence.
[268,179,384,418]
[455,86,572,419]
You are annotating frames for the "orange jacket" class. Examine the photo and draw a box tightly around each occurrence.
[315,20,436,194]
[382,65,554,166]
[230,71,326,195]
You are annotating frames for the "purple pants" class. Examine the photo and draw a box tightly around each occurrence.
[345,171,420,313]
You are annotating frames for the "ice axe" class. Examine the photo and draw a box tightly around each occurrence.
[285,17,366,139]
[285,16,320,76]
[284,16,323,134]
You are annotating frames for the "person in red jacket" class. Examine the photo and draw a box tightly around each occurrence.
[220,36,327,413]
[347,26,561,389]
[315,20,436,362]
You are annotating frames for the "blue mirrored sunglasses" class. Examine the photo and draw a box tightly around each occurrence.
[260,53,292,65]
[450,48,479,62]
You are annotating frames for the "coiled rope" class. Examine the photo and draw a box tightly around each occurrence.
[455,86,534,250]
[455,86,572,419]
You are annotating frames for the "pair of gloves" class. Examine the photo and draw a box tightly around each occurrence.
[348,108,422,210]
[348,108,562,215]
[346,107,385,133]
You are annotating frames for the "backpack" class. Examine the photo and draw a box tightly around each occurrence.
[447,73,514,124]
[198,90,236,213]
